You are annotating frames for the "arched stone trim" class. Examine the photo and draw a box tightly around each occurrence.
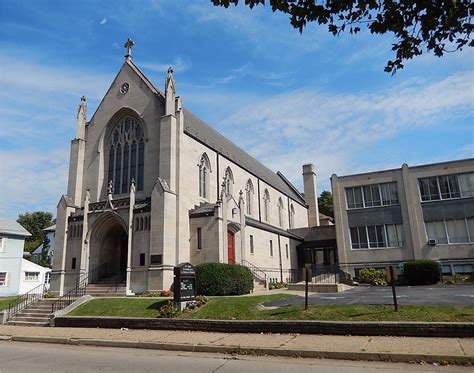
[224,167,234,196]
[227,222,241,233]
[245,179,254,216]
[198,153,212,199]
[263,189,271,222]
[278,197,285,227]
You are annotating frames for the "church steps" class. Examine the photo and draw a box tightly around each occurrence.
[6,298,56,327]
[6,320,50,327]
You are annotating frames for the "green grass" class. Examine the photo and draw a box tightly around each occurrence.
[67,295,474,322]
[0,297,19,311]
[68,298,169,318]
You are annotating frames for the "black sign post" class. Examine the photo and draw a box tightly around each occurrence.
[387,266,398,312]
[173,262,197,310]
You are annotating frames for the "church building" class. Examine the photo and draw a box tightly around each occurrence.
[50,40,322,296]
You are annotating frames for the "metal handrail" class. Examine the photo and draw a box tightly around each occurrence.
[51,263,108,313]
[6,283,47,321]
[242,260,267,287]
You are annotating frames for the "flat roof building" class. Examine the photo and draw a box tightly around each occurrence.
[331,158,474,278]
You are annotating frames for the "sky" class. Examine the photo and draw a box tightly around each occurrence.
[0,0,473,219]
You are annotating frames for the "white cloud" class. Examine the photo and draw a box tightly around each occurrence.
[141,56,192,74]
[100,17,107,25]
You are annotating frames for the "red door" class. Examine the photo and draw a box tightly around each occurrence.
[227,230,235,264]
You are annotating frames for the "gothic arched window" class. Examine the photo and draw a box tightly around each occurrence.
[108,115,145,195]
[278,197,284,227]
[263,189,270,222]
[289,204,295,229]
[198,153,211,199]
[245,179,254,216]
[224,167,234,196]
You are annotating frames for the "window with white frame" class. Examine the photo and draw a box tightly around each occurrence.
[418,173,474,201]
[289,204,295,229]
[245,179,254,216]
[0,237,6,252]
[425,218,474,244]
[346,182,398,209]
[0,272,7,286]
[224,167,234,196]
[350,223,404,249]
[198,153,211,199]
[278,197,284,227]
[25,272,39,281]
[108,115,145,194]
[263,189,270,222]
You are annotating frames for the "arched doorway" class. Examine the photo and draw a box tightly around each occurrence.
[227,230,235,264]
[89,212,128,280]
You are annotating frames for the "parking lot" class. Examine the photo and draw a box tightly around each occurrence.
[265,284,474,307]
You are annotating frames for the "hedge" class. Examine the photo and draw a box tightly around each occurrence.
[195,263,253,296]
[403,260,440,285]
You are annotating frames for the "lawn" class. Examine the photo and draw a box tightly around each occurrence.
[0,297,19,312]
[68,294,474,322]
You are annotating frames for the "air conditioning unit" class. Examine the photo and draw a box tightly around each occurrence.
[428,239,437,246]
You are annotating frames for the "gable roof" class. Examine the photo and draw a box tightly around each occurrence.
[0,218,31,237]
[182,109,306,205]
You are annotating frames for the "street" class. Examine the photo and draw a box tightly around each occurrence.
[0,341,470,373]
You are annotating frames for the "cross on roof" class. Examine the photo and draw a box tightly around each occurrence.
[124,38,135,60]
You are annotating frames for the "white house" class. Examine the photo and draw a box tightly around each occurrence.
[0,218,51,296]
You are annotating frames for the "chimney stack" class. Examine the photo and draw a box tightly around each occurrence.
[302,164,320,227]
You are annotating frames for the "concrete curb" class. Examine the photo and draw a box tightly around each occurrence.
[4,335,472,365]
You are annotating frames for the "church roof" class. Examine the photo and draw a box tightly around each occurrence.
[0,218,31,237]
[182,109,306,205]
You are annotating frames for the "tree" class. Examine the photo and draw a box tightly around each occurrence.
[39,235,51,267]
[17,211,54,253]
[318,190,333,217]
[212,0,473,73]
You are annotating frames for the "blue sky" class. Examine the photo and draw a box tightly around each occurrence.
[0,0,473,219]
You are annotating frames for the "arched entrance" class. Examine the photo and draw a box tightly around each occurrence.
[89,212,128,280]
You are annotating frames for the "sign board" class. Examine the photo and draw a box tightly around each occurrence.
[173,262,196,303]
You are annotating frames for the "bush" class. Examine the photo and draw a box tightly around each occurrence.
[195,263,253,296]
[359,268,387,286]
[403,260,440,285]
[157,301,179,318]
[269,282,287,290]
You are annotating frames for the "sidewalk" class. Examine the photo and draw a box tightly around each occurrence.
[0,325,472,365]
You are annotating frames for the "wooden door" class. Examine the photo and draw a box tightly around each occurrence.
[227,230,235,264]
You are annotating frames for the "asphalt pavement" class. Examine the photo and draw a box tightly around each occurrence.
[264,284,474,307]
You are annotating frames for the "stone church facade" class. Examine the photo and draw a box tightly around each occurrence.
[50,43,320,296]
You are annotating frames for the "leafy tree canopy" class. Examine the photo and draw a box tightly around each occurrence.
[212,0,473,73]
[318,190,334,217]
[17,211,55,253]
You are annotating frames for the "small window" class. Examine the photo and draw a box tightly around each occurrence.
[250,235,254,254]
[140,253,145,266]
[0,237,6,252]
[285,244,289,259]
[0,272,7,286]
[25,272,39,281]
[197,228,202,250]
[71,257,77,270]
[44,272,51,284]
[150,255,162,265]
[270,240,273,257]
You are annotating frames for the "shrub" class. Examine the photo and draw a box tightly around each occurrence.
[160,289,174,297]
[269,282,287,290]
[157,301,179,318]
[195,263,253,296]
[359,268,387,286]
[403,260,440,285]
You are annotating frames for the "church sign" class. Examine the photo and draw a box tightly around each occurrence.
[173,262,196,303]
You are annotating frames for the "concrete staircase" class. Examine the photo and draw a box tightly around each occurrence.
[85,275,126,297]
[253,279,268,292]
[6,298,57,327]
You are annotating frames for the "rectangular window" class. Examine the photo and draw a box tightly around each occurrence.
[0,237,5,252]
[425,221,448,244]
[150,255,162,265]
[285,244,289,259]
[346,187,363,209]
[197,228,202,250]
[385,224,404,247]
[363,184,381,207]
[453,264,473,275]
[347,183,398,209]
[467,218,474,242]
[71,257,76,270]
[442,265,452,275]
[351,224,404,249]
[140,253,145,266]
[0,272,7,286]
[270,240,273,257]
[459,173,474,197]
[445,219,469,243]
[250,235,254,254]
[438,175,460,199]
[419,176,440,201]
[350,226,369,249]
[25,272,39,281]
[380,182,399,205]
